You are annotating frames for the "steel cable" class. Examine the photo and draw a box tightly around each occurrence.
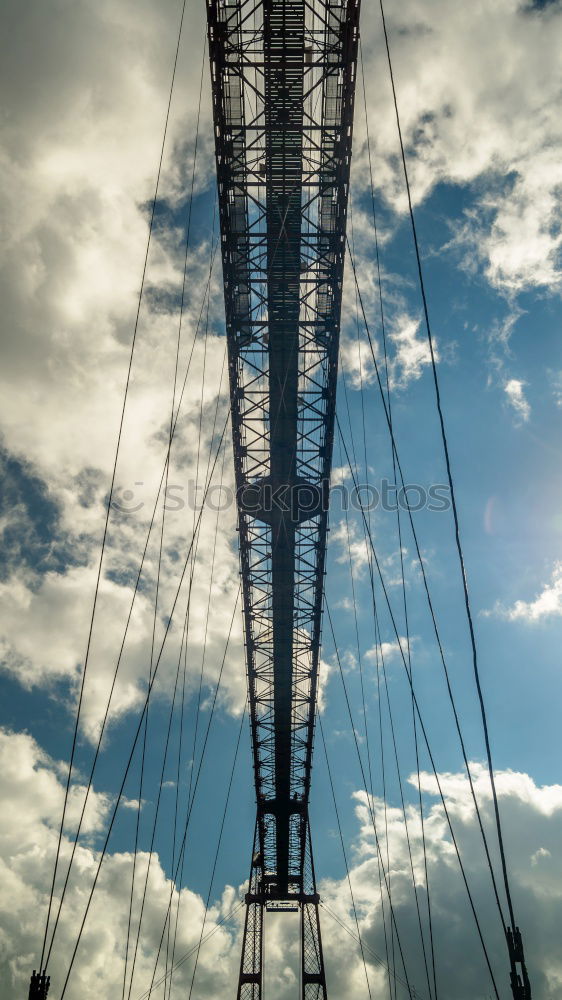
[42,244,219,971]
[359,40,438,998]
[134,899,244,1000]
[136,587,241,1000]
[331,428,501,999]
[37,0,190,975]
[324,600,416,1000]
[344,239,509,942]
[376,3,523,972]
[186,705,247,999]
[319,714,373,999]
[57,413,231,997]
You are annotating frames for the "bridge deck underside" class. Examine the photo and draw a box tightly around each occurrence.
[207,0,360,897]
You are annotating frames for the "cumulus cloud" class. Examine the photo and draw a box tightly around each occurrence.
[365,637,410,665]
[504,378,531,423]
[0,727,242,1000]
[330,464,356,487]
[0,0,248,738]
[356,0,562,295]
[5,0,556,751]
[486,562,562,623]
[330,519,371,577]
[389,315,436,390]
[338,264,435,397]
[3,727,562,1000]
[1,5,560,996]
[319,762,562,999]
[339,332,377,391]
[0,409,246,742]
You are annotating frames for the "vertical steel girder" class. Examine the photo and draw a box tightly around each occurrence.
[207,0,360,939]
[28,972,50,1000]
[300,818,328,999]
[265,0,306,897]
[237,819,327,1000]
[237,824,265,1000]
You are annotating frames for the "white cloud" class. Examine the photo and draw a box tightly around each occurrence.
[0,727,242,1000]
[504,378,531,422]
[330,519,370,576]
[365,637,410,665]
[5,0,556,756]
[324,762,562,999]
[531,847,551,867]
[1,6,561,995]
[330,465,354,487]
[487,562,562,623]
[355,0,562,295]
[339,332,377,391]
[389,314,436,390]
[482,154,562,293]
[333,596,354,612]
[2,727,562,999]
[0,443,246,744]
[340,301,437,395]
[0,1,249,738]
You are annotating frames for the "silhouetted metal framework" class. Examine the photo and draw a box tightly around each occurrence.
[207,0,360,993]
[237,818,327,1000]
[28,971,50,1000]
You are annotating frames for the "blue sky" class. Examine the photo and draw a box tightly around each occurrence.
[1,1,562,998]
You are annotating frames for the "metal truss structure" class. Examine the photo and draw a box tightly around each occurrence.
[237,819,327,1000]
[207,0,360,993]
[28,972,50,1000]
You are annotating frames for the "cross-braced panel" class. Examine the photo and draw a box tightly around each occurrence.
[300,819,328,999]
[207,0,360,896]
[237,825,264,1000]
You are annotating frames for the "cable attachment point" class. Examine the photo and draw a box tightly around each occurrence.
[28,970,50,1000]
[507,926,532,1000]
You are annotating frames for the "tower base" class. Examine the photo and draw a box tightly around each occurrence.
[237,818,327,999]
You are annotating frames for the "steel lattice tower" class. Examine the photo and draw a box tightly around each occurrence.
[207,2,360,994]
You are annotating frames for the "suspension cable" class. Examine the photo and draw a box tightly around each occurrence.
[126,418,228,1000]
[186,705,246,999]
[344,241,509,940]
[164,339,227,997]
[331,428,501,999]
[134,899,244,1000]
[36,0,190,978]
[358,39,438,1000]
[374,10,528,991]
[126,166,216,1000]
[348,192,398,997]
[319,714,373,999]
[374,601,433,1000]
[334,383,395,1000]
[136,587,241,999]
[320,902,421,998]
[56,414,230,998]
[165,73,218,989]
[42,244,219,970]
[323,602,416,999]
[372,584,397,1000]
[165,339,228,1000]
[337,368,433,997]
[186,196,218,817]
